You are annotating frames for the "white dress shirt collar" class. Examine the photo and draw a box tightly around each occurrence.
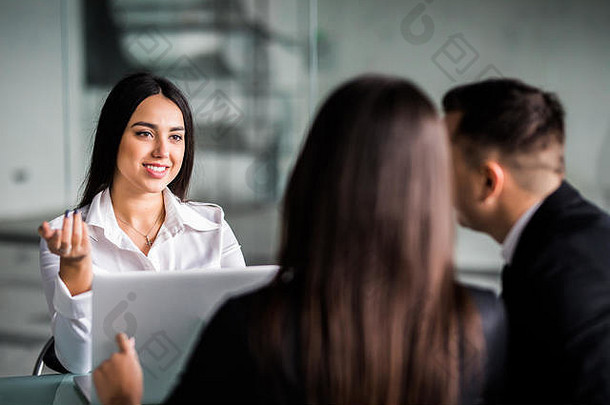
[501,200,543,265]
[85,188,219,247]
[161,189,220,232]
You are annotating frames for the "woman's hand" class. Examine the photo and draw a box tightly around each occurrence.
[93,333,143,405]
[38,210,93,295]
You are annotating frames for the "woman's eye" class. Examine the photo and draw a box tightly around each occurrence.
[136,131,153,138]
[170,134,183,142]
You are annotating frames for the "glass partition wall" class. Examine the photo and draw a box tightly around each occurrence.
[0,0,317,261]
[81,0,317,263]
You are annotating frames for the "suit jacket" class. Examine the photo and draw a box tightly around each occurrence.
[502,181,610,404]
[165,281,507,404]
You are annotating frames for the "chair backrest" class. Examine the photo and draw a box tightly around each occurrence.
[32,337,69,375]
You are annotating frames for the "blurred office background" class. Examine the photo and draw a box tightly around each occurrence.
[1,0,609,376]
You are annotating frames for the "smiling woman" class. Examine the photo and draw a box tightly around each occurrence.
[37,73,246,374]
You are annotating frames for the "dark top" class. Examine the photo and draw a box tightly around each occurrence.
[501,181,610,404]
[165,283,507,404]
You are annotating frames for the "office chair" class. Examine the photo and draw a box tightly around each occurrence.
[32,337,69,376]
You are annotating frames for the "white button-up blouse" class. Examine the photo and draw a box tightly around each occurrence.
[39,188,246,374]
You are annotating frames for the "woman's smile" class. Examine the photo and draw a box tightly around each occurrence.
[143,163,171,178]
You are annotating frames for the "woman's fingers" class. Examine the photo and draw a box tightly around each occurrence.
[39,221,60,246]
[68,212,91,260]
[82,221,91,252]
[72,210,82,249]
[38,220,63,253]
[93,334,144,405]
[38,221,54,240]
[59,210,73,255]
[115,333,137,356]
[48,230,62,253]
[40,210,90,258]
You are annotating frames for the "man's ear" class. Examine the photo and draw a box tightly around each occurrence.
[479,161,505,203]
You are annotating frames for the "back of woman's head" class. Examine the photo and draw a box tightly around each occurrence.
[281,75,452,288]
[269,75,481,404]
[79,72,194,207]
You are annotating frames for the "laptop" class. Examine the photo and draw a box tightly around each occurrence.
[74,265,278,404]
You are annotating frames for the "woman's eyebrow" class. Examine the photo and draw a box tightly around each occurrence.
[131,122,184,132]
[131,121,157,130]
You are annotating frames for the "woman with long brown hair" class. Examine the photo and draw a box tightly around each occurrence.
[93,75,507,404]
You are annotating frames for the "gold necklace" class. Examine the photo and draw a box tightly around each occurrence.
[116,210,164,247]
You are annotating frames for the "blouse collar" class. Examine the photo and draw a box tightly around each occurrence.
[85,188,219,247]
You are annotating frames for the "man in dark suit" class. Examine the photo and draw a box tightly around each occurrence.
[443,78,610,404]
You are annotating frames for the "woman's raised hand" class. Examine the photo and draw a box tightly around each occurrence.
[39,210,93,296]
[39,210,90,260]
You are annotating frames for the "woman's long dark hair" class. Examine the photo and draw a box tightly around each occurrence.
[78,72,194,208]
[252,75,483,404]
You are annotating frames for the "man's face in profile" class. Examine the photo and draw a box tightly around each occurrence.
[445,112,485,231]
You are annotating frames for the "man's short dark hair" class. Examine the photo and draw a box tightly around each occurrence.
[442,78,565,158]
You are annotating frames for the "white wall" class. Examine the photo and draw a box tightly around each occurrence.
[0,0,67,218]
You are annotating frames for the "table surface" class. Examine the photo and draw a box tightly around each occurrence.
[0,374,87,405]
